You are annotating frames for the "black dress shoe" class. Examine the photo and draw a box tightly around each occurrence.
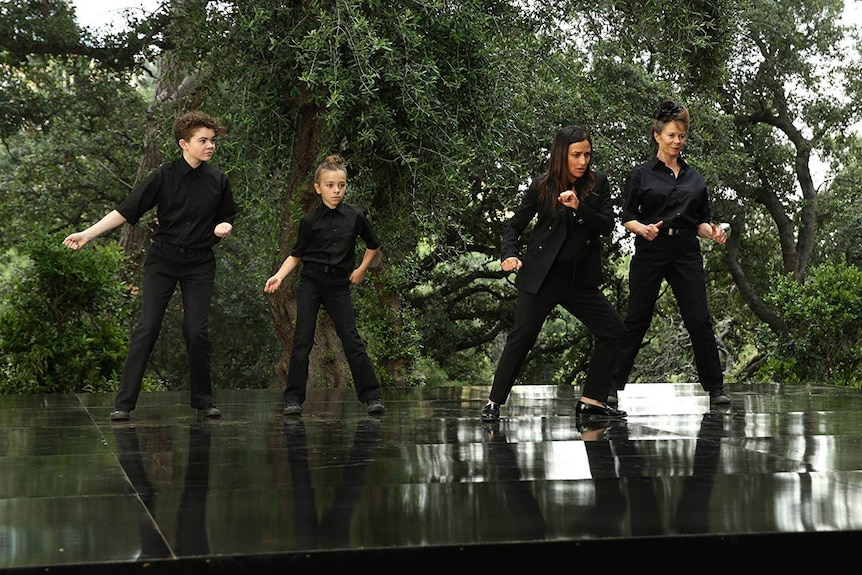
[606,388,619,406]
[283,401,303,416]
[709,387,731,405]
[197,405,222,417]
[367,397,385,414]
[480,402,500,422]
[109,409,131,421]
[575,400,627,419]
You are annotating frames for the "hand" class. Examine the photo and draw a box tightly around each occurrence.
[559,190,579,210]
[263,276,282,293]
[639,220,664,241]
[349,268,366,284]
[501,257,522,272]
[214,222,233,238]
[62,232,89,250]
[709,223,728,244]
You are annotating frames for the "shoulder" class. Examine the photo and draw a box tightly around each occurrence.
[592,171,609,184]
[338,202,365,216]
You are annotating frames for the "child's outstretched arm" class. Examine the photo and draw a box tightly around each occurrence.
[62,210,128,250]
[349,248,379,285]
[264,255,301,293]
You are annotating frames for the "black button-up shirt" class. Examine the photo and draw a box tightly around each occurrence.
[116,157,237,250]
[621,156,711,229]
[291,202,381,278]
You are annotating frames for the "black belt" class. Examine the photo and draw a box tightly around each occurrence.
[304,261,340,274]
[154,241,211,254]
[660,227,696,237]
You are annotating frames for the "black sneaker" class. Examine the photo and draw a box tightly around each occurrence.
[606,388,619,406]
[109,409,131,421]
[283,401,303,416]
[709,387,731,405]
[480,402,500,422]
[367,397,385,414]
[197,405,222,418]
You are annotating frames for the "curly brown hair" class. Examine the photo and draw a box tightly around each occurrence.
[173,111,226,145]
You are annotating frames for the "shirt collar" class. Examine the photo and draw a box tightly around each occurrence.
[314,201,348,217]
[649,155,689,173]
[177,156,204,176]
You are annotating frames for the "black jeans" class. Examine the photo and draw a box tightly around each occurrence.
[114,242,216,411]
[489,265,624,404]
[284,274,381,404]
[613,235,723,391]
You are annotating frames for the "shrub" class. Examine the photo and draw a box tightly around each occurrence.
[757,260,862,387]
[0,233,132,393]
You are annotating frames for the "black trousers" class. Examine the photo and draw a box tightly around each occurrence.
[114,242,216,411]
[284,274,381,404]
[489,265,624,404]
[613,235,723,391]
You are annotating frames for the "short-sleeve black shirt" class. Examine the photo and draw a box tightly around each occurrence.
[116,157,237,250]
[290,202,381,277]
[621,156,711,229]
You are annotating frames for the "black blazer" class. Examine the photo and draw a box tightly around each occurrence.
[501,171,614,294]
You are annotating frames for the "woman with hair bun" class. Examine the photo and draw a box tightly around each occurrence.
[609,100,730,406]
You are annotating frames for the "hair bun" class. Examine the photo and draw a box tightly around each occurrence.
[654,100,683,121]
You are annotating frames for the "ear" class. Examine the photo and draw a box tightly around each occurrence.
[178,139,189,150]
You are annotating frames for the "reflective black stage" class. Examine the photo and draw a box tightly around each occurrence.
[3,383,862,573]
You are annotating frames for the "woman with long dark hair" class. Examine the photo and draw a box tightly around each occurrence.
[481,125,626,422]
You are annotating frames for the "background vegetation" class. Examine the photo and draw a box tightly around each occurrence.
[2,0,861,394]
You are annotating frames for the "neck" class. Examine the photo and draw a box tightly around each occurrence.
[183,152,202,169]
[657,151,679,167]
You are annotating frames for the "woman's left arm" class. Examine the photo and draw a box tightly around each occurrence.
[572,173,615,235]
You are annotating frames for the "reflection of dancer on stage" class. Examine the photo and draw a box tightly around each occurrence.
[113,426,171,559]
[176,424,213,556]
[673,410,726,534]
[284,418,382,548]
[484,424,546,540]
[579,420,662,537]
[114,424,213,558]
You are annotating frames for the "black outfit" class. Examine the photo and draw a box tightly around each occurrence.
[114,157,237,412]
[284,202,382,405]
[488,172,624,405]
[612,156,723,392]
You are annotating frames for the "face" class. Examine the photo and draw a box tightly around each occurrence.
[566,139,592,182]
[179,127,217,166]
[654,120,687,159]
[314,168,348,208]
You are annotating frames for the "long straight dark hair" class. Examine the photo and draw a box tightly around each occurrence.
[538,125,596,210]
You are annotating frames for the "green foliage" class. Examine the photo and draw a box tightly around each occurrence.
[758,260,862,386]
[352,262,423,386]
[0,233,132,393]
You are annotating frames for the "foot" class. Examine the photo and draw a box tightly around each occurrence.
[606,388,619,406]
[283,401,303,416]
[197,405,222,418]
[709,387,731,405]
[109,409,131,421]
[480,402,500,422]
[575,400,627,419]
[367,397,385,414]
